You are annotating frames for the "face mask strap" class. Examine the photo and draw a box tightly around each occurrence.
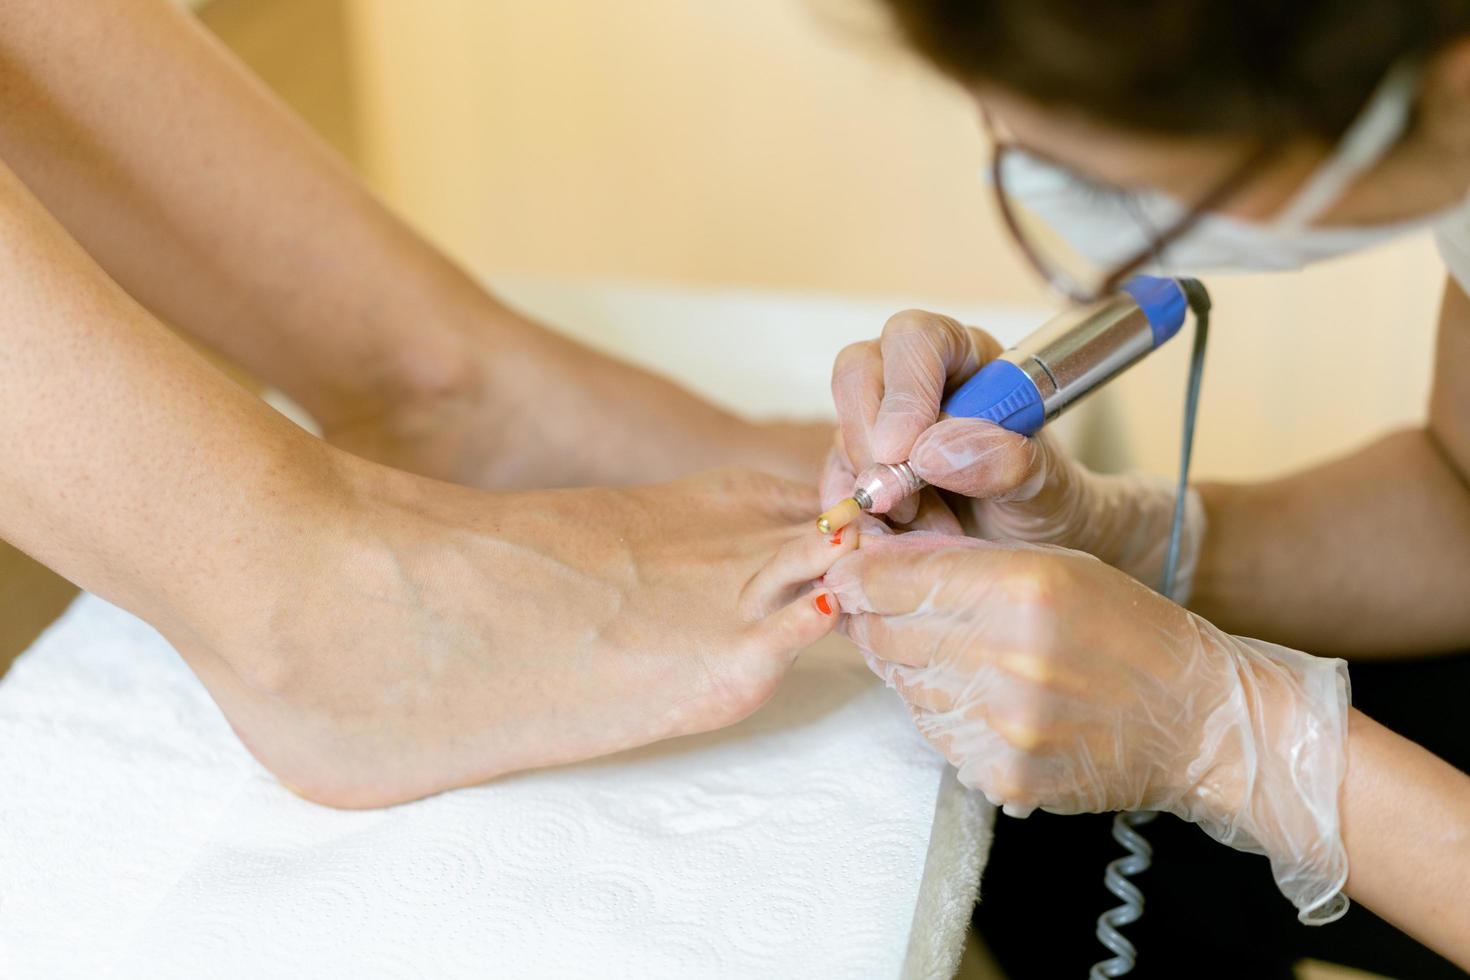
[1272,60,1423,230]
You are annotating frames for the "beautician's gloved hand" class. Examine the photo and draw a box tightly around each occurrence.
[828,309,1205,599]
[827,533,1352,924]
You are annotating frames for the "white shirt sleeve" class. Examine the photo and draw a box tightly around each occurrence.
[1434,206,1470,294]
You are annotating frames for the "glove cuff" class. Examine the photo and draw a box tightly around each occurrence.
[1186,634,1351,924]
[1087,474,1206,603]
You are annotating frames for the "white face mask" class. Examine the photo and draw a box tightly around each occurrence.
[995,61,1459,277]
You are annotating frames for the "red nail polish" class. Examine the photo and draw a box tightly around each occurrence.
[814,593,834,616]
[829,529,844,546]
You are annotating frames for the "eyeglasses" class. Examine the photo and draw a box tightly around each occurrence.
[983,110,1274,303]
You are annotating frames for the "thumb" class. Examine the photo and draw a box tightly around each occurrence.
[908,418,1053,503]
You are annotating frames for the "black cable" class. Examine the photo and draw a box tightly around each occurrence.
[1162,277,1212,603]
[1091,278,1212,979]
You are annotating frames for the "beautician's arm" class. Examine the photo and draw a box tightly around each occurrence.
[0,0,826,491]
[1340,711,1470,967]
[1190,276,1470,657]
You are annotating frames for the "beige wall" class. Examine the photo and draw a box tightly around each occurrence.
[348,0,1031,300]
[345,0,1444,483]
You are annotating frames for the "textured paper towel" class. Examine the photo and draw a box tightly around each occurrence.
[0,594,989,979]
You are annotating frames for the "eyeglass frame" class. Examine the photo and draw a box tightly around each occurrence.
[983,110,1276,304]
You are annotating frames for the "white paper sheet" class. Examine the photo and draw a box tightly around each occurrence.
[0,593,989,979]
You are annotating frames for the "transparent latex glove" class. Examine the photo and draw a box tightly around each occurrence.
[827,533,1352,924]
[828,309,1205,599]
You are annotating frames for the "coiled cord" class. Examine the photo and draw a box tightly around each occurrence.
[1089,278,1211,979]
[1090,811,1159,979]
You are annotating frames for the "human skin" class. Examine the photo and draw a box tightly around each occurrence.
[0,0,830,491]
[0,145,858,807]
[828,35,1470,968]
[0,0,873,805]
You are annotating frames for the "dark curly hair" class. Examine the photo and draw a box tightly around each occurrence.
[883,0,1470,140]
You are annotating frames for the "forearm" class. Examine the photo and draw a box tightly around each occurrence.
[0,0,812,488]
[1192,275,1470,656]
[1189,428,1470,656]
[1339,709,1470,968]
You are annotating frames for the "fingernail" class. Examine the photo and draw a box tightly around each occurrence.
[814,593,835,616]
[829,528,844,546]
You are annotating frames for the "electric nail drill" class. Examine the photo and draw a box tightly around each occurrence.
[818,275,1214,980]
[816,275,1197,533]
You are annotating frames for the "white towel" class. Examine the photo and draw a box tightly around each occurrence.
[0,594,989,979]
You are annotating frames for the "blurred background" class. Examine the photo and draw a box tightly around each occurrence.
[0,0,1446,664]
[336,0,1442,481]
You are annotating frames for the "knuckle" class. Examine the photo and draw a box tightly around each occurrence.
[964,325,1005,361]
[993,756,1040,801]
[881,308,952,346]
[880,308,932,337]
[994,695,1051,752]
[996,562,1064,651]
[1002,562,1061,616]
[831,340,878,387]
[994,649,1056,688]
[889,667,922,702]
[1000,438,1044,490]
[929,730,959,763]
[878,389,933,416]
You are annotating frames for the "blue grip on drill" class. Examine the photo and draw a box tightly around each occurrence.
[940,359,1047,435]
[939,275,1188,438]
